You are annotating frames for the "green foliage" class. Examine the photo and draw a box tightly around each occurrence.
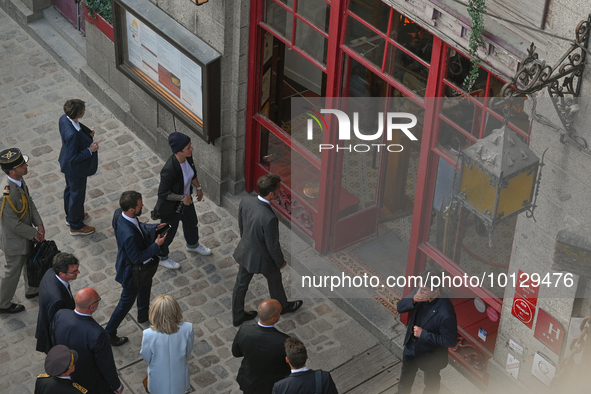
[85,0,113,25]
[463,0,487,93]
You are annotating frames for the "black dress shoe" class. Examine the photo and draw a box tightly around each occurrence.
[138,316,149,324]
[0,303,25,314]
[233,311,257,327]
[110,336,129,347]
[25,292,39,299]
[281,300,303,315]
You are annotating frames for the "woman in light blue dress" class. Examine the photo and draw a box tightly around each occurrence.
[141,294,194,394]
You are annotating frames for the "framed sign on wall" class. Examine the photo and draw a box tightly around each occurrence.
[112,0,221,143]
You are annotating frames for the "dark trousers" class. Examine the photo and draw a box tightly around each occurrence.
[158,203,199,259]
[105,281,151,338]
[398,341,442,394]
[232,265,288,324]
[64,175,87,230]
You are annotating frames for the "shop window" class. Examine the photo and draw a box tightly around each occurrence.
[265,0,293,40]
[297,0,330,33]
[258,32,326,158]
[348,0,390,33]
[259,127,321,210]
[295,18,328,64]
[445,48,487,94]
[389,12,433,64]
[345,16,387,69]
[385,44,429,96]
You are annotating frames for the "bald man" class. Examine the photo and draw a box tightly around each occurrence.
[52,288,124,394]
[232,299,290,394]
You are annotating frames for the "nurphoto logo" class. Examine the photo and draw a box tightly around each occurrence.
[305,107,418,152]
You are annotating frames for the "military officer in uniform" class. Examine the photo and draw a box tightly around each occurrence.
[0,148,45,314]
[35,344,87,394]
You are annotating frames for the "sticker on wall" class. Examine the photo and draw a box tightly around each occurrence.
[506,353,520,379]
[534,308,565,356]
[509,339,524,356]
[474,297,486,313]
[487,306,499,322]
[531,351,556,387]
[511,295,535,328]
[478,327,487,342]
[516,269,540,306]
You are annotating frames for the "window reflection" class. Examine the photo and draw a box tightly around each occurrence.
[345,16,386,68]
[297,0,330,33]
[446,48,487,93]
[389,13,433,63]
[348,0,390,33]
[265,0,293,40]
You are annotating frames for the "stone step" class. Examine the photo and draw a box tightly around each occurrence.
[42,6,86,58]
[28,14,85,78]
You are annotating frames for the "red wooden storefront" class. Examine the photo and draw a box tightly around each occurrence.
[245,0,530,384]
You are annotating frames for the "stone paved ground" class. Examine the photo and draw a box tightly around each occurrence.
[0,7,383,394]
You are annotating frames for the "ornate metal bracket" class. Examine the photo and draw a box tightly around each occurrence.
[501,14,591,157]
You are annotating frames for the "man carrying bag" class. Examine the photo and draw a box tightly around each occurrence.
[105,191,167,347]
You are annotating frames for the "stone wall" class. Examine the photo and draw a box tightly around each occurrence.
[83,0,251,205]
[490,1,591,390]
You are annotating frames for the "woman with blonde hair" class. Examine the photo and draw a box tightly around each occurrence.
[141,294,194,394]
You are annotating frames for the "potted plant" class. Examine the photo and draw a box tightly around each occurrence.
[83,0,114,42]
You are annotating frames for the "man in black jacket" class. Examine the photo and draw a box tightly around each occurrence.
[153,132,211,270]
[52,287,123,394]
[35,253,79,354]
[273,337,338,394]
[232,174,302,327]
[232,299,290,394]
[396,270,458,394]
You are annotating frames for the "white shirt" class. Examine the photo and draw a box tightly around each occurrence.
[56,274,71,293]
[258,321,274,328]
[291,367,310,374]
[180,160,194,195]
[258,195,271,205]
[7,176,21,188]
[68,116,92,155]
[74,310,92,317]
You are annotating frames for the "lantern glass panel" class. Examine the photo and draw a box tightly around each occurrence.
[497,169,536,219]
[459,161,496,217]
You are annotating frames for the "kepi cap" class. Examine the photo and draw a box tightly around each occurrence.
[0,148,28,171]
[45,345,78,376]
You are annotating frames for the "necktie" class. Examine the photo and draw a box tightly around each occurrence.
[67,283,73,301]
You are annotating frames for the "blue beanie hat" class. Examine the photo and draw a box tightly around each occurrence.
[169,132,191,153]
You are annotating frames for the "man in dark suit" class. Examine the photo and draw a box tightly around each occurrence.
[232,174,302,326]
[58,99,98,236]
[152,132,212,270]
[52,287,124,394]
[232,299,290,394]
[35,344,87,394]
[273,337,338,394]
[36,253,80,353]
[105,191,166,346]
[396,270,458,394]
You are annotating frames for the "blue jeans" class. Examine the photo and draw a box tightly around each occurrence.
[64,175,87,230]
[105,281,151,338]
[158,203,199,259]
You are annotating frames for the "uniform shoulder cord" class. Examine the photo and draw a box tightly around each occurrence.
[1,187,28,221]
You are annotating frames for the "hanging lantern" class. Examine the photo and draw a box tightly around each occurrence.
[454,126,541,239]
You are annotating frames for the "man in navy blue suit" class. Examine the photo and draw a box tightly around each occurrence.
[52,287,123,394]
[58,99,98,236]
[35,252,79,354]
[105,190,166,346]
[396,270,458,394]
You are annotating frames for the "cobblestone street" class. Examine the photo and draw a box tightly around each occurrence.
[0,8,382,394]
